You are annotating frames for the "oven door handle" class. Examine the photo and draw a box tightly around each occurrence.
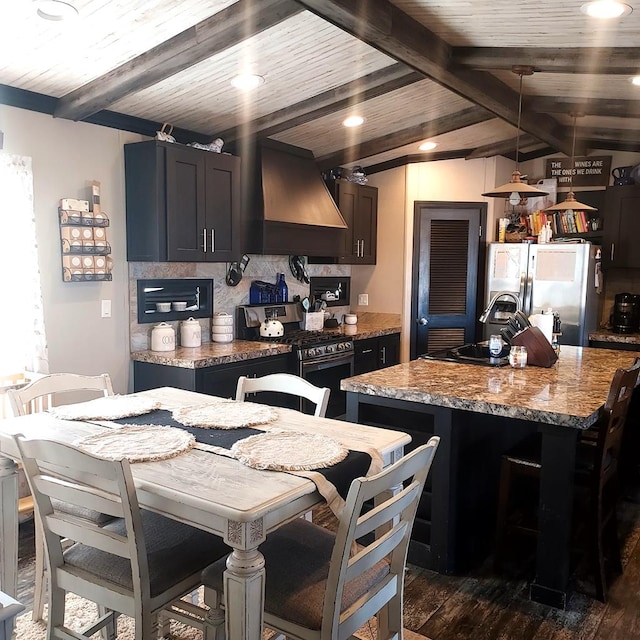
[301,353,354,373]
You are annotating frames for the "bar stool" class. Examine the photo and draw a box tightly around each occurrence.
[494,358,640,601]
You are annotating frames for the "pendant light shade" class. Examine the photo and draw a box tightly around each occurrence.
[545,115,597,214]
[482,66,549,201]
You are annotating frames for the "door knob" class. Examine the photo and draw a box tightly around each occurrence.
[418,318,428,325]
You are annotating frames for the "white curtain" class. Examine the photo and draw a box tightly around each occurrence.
[0,153,49,376]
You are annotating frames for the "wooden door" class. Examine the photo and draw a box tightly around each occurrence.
[410,202,486,359]
[165,145,206,262]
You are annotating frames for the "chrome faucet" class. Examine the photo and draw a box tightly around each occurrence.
[479,291,522,323]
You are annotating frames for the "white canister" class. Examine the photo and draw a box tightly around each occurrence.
[212,312,234,327]
[180,317,201,348]
[151,322,176,352]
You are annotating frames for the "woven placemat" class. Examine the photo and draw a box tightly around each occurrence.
[172,402,279,429]
[74,425,195,462]
[50,395,160,421]
[230,431,348,471]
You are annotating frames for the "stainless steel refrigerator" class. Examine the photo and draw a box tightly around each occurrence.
[482,242,602,346]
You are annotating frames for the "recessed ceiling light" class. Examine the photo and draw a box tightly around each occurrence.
[419,141,438,151]
[630,75,640,86]
[580,1,632,18]
[342,115,365,128]
[34,0,79,20]
[230,74,265,90]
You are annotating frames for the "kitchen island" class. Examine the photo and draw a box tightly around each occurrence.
[341,345,640,609]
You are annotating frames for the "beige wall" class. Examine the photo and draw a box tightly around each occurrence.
[351,166,407,315]
[2,105,142,393]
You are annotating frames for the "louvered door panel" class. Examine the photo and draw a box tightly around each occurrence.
[411,203,486,359]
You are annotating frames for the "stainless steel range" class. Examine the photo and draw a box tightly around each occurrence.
[236,303,354,418]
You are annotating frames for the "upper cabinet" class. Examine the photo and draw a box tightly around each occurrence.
[325,179,378,265]
[602,184,640,269]
[124,141,240,262]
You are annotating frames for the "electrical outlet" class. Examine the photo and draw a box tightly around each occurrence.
[358,293,369,306]
[101,299,112,318]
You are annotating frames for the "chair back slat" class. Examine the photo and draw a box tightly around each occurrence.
[322,436,439,639]
[7,373,113,417]
[34,475,124,519]
[354,480,421,540]
[46,515,130,558]
[346,522,407,582]
[235,373,330,417]
[338,575,398,639]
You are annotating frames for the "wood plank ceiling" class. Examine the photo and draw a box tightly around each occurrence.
[2,0,640,174]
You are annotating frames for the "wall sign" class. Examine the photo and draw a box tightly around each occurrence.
[545,156,611,188]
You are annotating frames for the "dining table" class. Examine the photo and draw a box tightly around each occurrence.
[0,386,410,640]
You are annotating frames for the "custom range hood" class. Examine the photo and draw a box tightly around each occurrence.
[242,139,347,256]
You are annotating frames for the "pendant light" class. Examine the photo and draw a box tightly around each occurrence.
[544,114,597,215]
[482,66,549,203]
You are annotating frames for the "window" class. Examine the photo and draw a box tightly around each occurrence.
[0,153,48,377]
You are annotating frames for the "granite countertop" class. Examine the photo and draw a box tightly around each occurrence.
[130,313,400,369]
[327,312,401,340]
[341,345,640,428]
[589,329,640,345]
[131,341,292,369]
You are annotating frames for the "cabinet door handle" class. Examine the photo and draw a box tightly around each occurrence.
[361,348,374,354]
[610,243,615,262]
[360,239,365,257]
[203,228,207,252]
[211,229,215,253]
[381,346,386,365]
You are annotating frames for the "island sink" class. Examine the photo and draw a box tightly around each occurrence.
[421,341,510,367]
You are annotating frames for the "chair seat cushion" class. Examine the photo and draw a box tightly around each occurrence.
[64,511,229,598]
[52,498,115,526]
[202,518,389,630]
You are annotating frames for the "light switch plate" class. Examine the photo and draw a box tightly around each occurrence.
[101,299,112,318]
[358,293,369,306]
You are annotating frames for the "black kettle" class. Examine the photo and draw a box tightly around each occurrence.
[612,166,634,186]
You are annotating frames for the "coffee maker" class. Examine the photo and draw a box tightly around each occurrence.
[612,292,637,334]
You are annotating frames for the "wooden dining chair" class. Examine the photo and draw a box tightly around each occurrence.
[15,435,230,640]
[235,373,330,418]
[7,372,114,622]
[201,436,440,640]
[494,357,640,601]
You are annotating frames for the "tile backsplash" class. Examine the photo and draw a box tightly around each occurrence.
[129,257,351,351]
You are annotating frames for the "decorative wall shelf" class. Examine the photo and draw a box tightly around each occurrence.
[59,181,113,282]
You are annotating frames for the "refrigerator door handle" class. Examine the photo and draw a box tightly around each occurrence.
[524,255,534,314]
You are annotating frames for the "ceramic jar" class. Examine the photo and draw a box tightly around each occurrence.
[151,322,176,352]
[180,317,201,348]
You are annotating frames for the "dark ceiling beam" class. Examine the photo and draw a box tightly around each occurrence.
[54,0,303,121]
[517,146,556,163]
[452,46,640,74]
[529,96,640,118]
[293,0,573,156]
[317,105,492,169]
[465,133,538,160]
[0,85,210,144]
[220,63,423,142]
[364,149,474,175]
[577,126,640,144]
[587,139,640,153]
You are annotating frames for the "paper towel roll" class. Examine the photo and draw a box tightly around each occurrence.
[528,313,554,345]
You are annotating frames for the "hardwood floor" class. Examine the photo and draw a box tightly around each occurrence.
[15,493,640,640]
